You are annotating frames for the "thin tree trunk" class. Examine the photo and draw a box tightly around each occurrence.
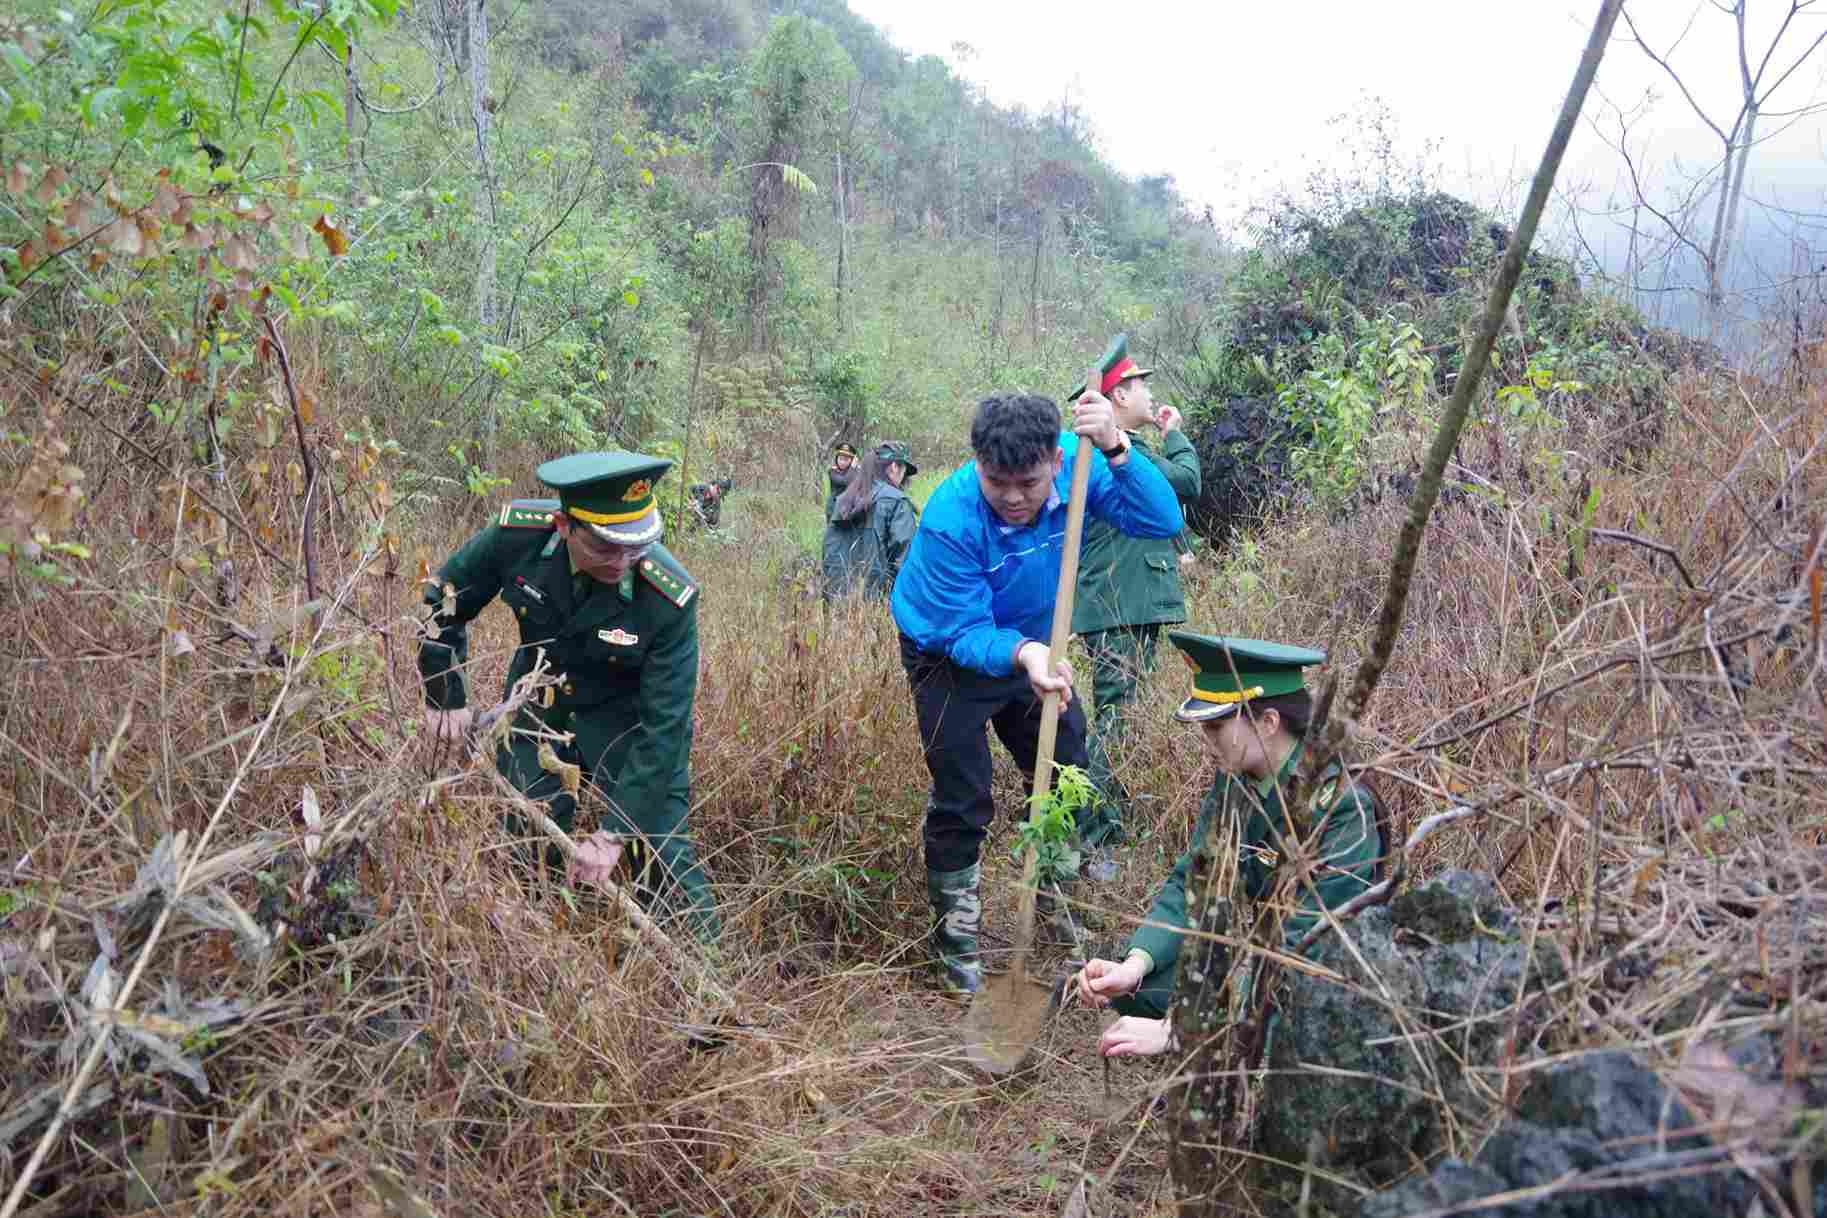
[1715,103,1758,329]
[1298,0,1627,820]
[467,0,499,458]
[344,33,361,210]
[1161,8,1626,1210]
[677,322,708,527]
[1708,0,1758,339]
[1028,209,1044,346]
[835,149,847,334]
[747,166,776,353]
[989,191,1005,346]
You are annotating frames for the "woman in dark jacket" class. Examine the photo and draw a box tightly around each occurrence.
[860,441,919,600]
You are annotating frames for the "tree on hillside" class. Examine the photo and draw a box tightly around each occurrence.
[879,54,969,234]
[1599,1,1827,337]
[740,13,855,351]
[1022,158,1096,343]
[461,0,506,457]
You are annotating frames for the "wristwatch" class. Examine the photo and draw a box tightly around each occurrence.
[1097,433,1129,459]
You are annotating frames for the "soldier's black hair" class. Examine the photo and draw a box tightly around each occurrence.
[1244,689,1314,737]
[969,395,1060,473]
[1237,687,1391,881]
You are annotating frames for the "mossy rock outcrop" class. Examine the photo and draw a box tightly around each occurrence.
[1255,872,1565,1212]
[1184,396,1309,545]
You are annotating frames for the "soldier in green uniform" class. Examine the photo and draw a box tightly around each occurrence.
[1071,355,1202,877]
[1071,634,1382,1056]
[418,451,721,945]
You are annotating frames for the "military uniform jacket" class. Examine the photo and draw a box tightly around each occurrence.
[1128,745,1382,976]
[1072,428,1201,634]
[418,499,699,816]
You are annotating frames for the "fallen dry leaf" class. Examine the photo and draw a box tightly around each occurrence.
[34,165,67,207]
[105,218,144,257]
[222,234,259,272]
[1671,1042,1804,1139]
[313,214,350,257]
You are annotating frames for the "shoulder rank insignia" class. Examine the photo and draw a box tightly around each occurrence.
[599,627,639,646]
[637,557,696,609]
[499,499,560,529]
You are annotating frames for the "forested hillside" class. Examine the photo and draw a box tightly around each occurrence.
[3,3,1824,1217]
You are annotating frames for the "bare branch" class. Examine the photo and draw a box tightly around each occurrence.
[1621,5,1737,144]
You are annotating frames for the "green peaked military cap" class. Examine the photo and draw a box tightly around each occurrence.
[834,441,858,458]
[1064,333,1131,403]
[874,440,917,479]
[536,450,671,546]
[1166,632,1327,723]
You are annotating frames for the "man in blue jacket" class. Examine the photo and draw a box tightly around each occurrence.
[891,391,1185,995]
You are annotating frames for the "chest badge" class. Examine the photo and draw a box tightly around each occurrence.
[598,627,640,646]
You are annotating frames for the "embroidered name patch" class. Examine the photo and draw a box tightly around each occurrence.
[599,628,639,646]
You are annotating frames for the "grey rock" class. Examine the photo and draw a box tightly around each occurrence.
[1513,1049,1693,1143]
[1186,397,1307,545]
[1390,870,1511,942]
[1256,872,1563,1212]
[1358,1159,1507,1218]
[1361,1055,1761,1217]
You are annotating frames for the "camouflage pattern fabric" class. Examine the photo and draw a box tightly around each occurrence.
[926,863,982,994]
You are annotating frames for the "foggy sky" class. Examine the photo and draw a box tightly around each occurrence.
[844,1,1827,226]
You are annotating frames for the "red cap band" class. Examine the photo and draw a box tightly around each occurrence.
[1100,357,1148,396]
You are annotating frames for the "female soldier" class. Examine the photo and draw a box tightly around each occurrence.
[820,442,863,600]
[859,440,918,600]
[1072,633,1383,1057]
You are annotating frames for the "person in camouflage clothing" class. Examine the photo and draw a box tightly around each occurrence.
[1072,634,1382,1055]
[418,451,720,945]
[1071,355,1202,875]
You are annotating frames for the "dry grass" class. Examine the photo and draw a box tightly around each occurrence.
[2,358,1824,1217]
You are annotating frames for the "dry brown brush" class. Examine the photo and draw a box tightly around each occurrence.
[2,331,1825,1217]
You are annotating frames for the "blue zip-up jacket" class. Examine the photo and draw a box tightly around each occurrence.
[891,432,1184,676]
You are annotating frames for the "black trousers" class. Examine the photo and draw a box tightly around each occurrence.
[900,633,1091,874]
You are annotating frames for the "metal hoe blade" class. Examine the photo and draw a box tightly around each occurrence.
[961,965,1057,1074]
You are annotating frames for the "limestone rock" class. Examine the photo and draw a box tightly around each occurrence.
[1256,871,1563,1212]
[1361,1053,1761,1218]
